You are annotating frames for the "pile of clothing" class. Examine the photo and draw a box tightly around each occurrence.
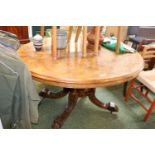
[0,30,40,128]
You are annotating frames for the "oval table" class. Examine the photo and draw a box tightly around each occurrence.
[18,38,144,128]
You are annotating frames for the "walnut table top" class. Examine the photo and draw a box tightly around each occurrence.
[17,38,144,89]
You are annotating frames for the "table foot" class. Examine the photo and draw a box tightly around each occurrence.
[52,89,78,129]
[88,89,118,113]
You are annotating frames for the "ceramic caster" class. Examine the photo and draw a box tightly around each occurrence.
[39,88,49,97]
[107,102,119,113]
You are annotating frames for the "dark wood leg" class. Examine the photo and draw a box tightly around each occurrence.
[52,89,78,129]
[40,87,119,129]
[123,82,128,97]
[39,88,70,99]
[88,89,118,113]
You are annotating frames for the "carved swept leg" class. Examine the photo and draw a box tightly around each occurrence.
[52,89,78,129]
[40,88,119,128]
[88,89,118,113]
[39,88,70,99]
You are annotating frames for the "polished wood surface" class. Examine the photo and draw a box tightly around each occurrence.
[17,38,144,89]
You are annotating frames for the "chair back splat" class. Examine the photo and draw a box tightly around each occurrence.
[94,26,100,55]
[40,26,122,59]
[51,26,57,59]
[82,26,88,57]
[67,26,73,54]
[116,26,121,54]
[40,26,45,37]
[142,46,155,59]
[142,46,155,70]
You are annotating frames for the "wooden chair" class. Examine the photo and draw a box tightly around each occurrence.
[46,26,102,59]
[125,46,155,121]
[123,43,155,97]
[39,26,121,59]
[39,26,68,58]
[141,45,155,70]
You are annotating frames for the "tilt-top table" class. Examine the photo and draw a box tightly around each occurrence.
[18,38,144,128]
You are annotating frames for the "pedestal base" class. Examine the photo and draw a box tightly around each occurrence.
[39,88,118,129]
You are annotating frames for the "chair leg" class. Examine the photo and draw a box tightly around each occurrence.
[144,99,155,121]
[123,82,128,97]
[125,79,136,102]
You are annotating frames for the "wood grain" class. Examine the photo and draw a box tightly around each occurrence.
[17,38,144,89]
